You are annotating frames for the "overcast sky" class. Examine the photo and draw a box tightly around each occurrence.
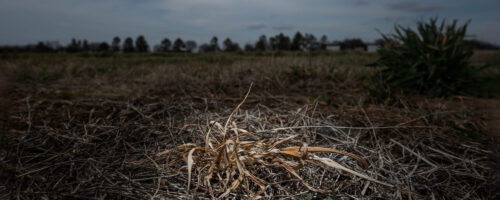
[1,0,499,47]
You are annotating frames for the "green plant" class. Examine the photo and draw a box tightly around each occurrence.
[371,17,483,96]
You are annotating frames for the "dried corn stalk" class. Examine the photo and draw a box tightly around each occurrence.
[155,85,393,198]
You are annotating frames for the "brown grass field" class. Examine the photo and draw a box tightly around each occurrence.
[1,50,499,199]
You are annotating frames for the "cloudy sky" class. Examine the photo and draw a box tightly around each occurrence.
[1,0,499,47]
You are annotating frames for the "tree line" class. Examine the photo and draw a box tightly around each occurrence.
[1,32,498,53]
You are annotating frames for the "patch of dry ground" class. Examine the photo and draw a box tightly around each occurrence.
[482,99,500,139]
[475,98,500,190]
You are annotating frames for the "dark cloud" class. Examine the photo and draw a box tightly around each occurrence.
[387,2,446,12]
[272,25,294,31]
[246,24,267,30]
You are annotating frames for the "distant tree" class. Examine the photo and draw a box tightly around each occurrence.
[48,41,63,52]
[67,38,82,53]
[340,38,366,51]
[135,35,149,52]
[232,42,241,52]
[210,36,220,52]
[244,43,255,51]
[198,43,210,52]
[278,33,291,50]
[269,33,290,51]
[319,35,328,50]
[269,37,276,50]
[198,36,220,52]
[291,32,304,51]
[159,38,172,52]
[255,35,268,51]
[223,38,240,52]
[173,38,185,52]
[0,46,13,53]
[0,42,63,53]
[82,40,90,52]
[303,33,319,51]
[185,40,198,52]
[123,37,135,52]
[290,32,304,51]
[112,36,121,52]
[35,41,54,53]
[88,42,99,51]
[223,38,232,51]
[97,42,110,52]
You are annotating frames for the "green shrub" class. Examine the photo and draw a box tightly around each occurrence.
[371,18,483,96]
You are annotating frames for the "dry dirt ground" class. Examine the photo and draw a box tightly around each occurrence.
[483,99,500,139]
[477,98,500,176]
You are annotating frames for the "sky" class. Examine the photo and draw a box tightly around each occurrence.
[1,0,499,47]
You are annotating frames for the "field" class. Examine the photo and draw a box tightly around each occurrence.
[1,51,500,199]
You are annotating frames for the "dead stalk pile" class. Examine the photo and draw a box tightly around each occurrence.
[158,122,395,198]
[156,89,393,199]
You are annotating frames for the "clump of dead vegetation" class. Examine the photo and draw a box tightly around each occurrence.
[155,87,392,199]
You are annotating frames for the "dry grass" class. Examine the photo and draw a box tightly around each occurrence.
[0,52,376,99]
